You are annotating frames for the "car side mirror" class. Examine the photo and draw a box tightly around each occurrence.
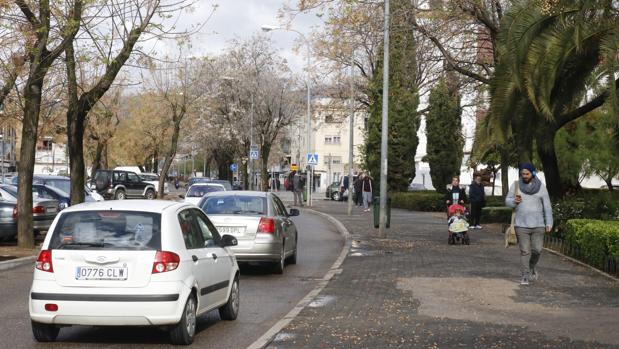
[289,208,300,216]
[179,194,185,199]
[221,234,238,247]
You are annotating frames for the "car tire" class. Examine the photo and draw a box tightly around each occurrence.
[332,192,340,201]
[219,277,239,321]
[145,189,156,200]
[272,245,285,274]
[31,321,59,342]
[170,295,197,346]
[114,189,126,200]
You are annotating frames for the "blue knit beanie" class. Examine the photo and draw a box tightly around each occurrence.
[519,163,536,176]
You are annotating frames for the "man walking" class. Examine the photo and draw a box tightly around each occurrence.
[354,173,363,206]
[361,172,373,212]
[469,174,485,229]
[506,163,553,286]
[292,171,305,206]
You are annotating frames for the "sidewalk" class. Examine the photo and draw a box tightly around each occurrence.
[272,199,619,349]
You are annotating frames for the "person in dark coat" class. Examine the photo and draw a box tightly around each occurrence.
[353,174,363,206]
[445,176,467,217]
[469,174,486,229]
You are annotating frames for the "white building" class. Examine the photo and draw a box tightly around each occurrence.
[287,98,367,192]
[34,137,69,175]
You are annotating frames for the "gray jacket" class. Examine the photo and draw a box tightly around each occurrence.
[505,181,553,229]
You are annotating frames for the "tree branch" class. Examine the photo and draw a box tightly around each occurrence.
[558,77,619,126]
[14,0,40,26]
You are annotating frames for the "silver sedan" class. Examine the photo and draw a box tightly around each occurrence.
[198,191,299,274]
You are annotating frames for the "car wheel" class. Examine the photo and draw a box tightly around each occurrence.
[170,295,197,345]
[332,192,340,201]
[114,189,126,200]
[145,189,156,200]
[219,277,239,321]
[31,321,59,342]
[272,245,285,274]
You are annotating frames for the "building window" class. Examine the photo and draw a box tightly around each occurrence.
[325,114,338,123]
[332,136,341,144]
[324,156,342,165]
[324,136,332,144]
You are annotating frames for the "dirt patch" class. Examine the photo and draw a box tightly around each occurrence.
[0,245,40,259]
[397,276,619,346]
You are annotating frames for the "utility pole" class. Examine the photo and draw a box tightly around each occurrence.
[379,0,391,237]
[347,44,355,216]
[0,128,4,184]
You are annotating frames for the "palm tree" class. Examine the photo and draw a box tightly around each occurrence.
[487,0,619,198]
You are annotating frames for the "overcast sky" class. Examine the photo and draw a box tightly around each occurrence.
[158,0,323,74]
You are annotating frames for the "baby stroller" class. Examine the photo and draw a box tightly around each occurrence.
[447,204,470,245]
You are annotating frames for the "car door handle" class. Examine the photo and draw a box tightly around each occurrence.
[191,255,198,262]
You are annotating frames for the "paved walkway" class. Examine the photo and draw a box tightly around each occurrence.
[270,198,619,349]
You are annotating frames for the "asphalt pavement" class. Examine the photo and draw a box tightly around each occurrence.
[0,209,344,349]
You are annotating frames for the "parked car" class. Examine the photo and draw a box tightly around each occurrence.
[185,177,210,189]
[32,185,70,210]
[93,170,157,200]
[198,191,299,274]
[0,184,59,239]
[181,183,226,205]
[326,181,340,200]
[140,172,170,195]
[407,183,427,192]
[336,175,358,201]
[11,175,102,203]
[29,200,240,345]
[210,179,232,191]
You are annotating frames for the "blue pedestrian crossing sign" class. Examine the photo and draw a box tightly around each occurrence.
[250,146,259,160]
[230,163,238,172]
[307,153,319,166]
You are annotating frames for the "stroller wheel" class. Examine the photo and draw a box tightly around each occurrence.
[464,235,470,245]
[448,236,455,245]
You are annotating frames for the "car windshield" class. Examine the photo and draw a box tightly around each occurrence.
[187,185,224,197]
[49,211,161,250]
[1,185,18,198]
[44,179,70,194]
[200,195,266,215]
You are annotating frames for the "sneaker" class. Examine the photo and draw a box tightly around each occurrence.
[520,275,530,286]
[476,225,482,229]
[530,270,539,282]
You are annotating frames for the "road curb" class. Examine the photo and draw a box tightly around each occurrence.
[246,208,352,349]
[543,248,619,283]
[0,255,36,272]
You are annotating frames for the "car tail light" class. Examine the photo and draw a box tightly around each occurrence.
[152,251,180,274]
[45,304,58,312]
[12,206,17,220]
[32,205,46,214]
[36,250,54,273]
[257,217,275,234]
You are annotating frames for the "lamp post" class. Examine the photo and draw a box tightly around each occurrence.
[0,131,4,184]
[261,24,312,206]
[379,0,391,237]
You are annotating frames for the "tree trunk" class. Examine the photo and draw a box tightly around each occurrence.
[152,149,158,173]
[605,177,614,191]
[537,133,563,199]
[158,117,182,197]
[500,149,510,197]
[260,143,271,192]
[68,109,87,204]
[242,161,249,190]
[91,141,105,179]
[17,79,44,249]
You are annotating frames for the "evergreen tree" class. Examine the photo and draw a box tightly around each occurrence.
[424,77,464,193]
[364,0,420,192]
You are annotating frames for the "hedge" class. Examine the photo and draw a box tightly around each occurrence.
[565,219,619,267]
[480,207,512,224]
[391,192,445,212]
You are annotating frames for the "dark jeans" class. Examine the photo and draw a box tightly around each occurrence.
[470,202,483,226]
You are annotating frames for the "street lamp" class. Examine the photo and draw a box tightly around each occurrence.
[261,24,313,206]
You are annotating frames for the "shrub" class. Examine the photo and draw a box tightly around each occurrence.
[565,219,619,267]
[480,206,513,224]
[553,191,619,237]
[484,196,505,207]
[391,192,445,212]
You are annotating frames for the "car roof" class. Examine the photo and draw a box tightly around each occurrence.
[61,200,188,214]
[203,190,267,198]
[30,175,70,180]
[141,173,158,176]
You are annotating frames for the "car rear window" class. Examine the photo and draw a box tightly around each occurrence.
[45,179,70,194]
[200,195,266,215]
[187,185,224,197]
[49,211,161,250]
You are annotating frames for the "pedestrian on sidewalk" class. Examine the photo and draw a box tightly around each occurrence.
[292,170,305,206]
[444,176,467,217]
[361,172,373,212]
[506,163,553,286]
[354,174,363,206]
[469,174,485,229]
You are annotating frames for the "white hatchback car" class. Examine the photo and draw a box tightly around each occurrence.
[29,200,240,345]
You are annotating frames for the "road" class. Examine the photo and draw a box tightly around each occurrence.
[0,209,343,349]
